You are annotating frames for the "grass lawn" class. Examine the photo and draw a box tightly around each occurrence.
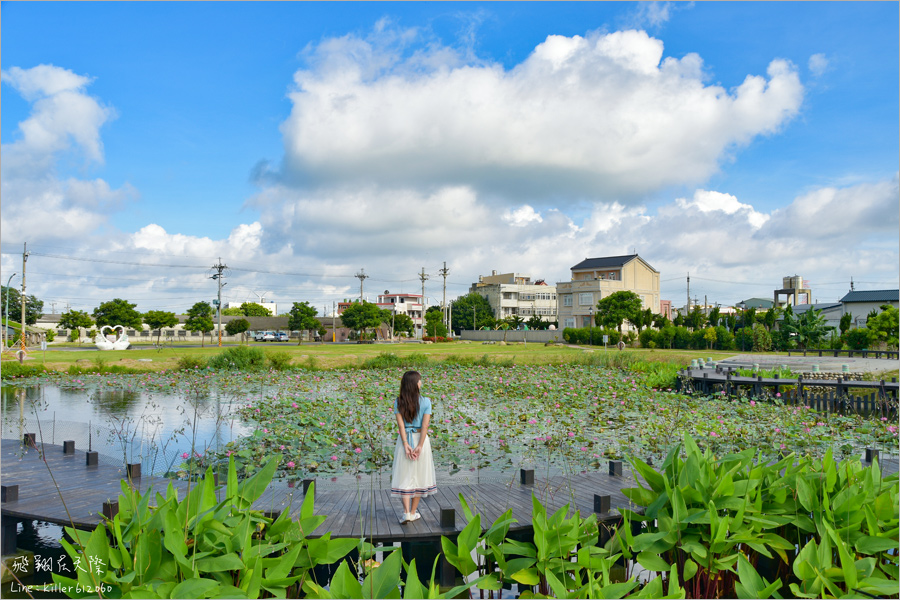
[3,340,784,372]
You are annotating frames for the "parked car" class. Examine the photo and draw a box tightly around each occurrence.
[255,331,276,342]
[275,332,289,342]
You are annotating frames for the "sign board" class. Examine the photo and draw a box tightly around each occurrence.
[41,341,47,351]
[602,335,609,344]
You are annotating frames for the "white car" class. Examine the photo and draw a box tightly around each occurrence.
[275,332,289,342]
[255,331,276,342]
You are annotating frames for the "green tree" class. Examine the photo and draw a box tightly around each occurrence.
[707,306,721,329]
[751,323,772,352]
[93,299,142,330]
[340,301,386,338]
[450,293,495,333]
[673,312,685,328]
[58,310,94,343]
[392,313,414,337]
[143,310,179,345]
[424,306,448,338]
[287,301,319,345]
[685,305,706,331]
[839,312,852,336]
[702,326,717,349]
[844,328,871,351]
[596,291,642,336]
[763,308,778,331]
[627,307,654,333]
[652,313,670,329]
[865,305,899,349]
[2,286,44,326]
[238,302,272,317]
[221,307,243,316]
[184,301,214,347]
[526,315,545,330]
[225,318,251,343]
[791,308,832,349]
[506,315,525,330]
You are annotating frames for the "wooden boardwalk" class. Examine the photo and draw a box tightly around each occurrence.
[4,438,897,551]
[1,439,637,546]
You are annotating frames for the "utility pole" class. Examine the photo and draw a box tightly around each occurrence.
[419,268,428,339]
[210,258,228,347]
[332,301,336,342]
[686,272,690,313]
[356,269,368,302]
[20,243,29,359]
[439,262,449,329]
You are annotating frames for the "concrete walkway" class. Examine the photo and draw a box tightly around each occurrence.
[716,353,899,374]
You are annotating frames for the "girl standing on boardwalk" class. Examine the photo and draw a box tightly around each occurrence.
[391,370,437,524]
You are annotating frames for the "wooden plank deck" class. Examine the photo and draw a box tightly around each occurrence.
[3,439,897,546]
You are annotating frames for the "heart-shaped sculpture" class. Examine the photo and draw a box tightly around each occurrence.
[96,325,130,350]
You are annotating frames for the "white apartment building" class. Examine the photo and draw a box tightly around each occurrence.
[556,254,660,330]
[337,292,425,337]
[469,272,558,324]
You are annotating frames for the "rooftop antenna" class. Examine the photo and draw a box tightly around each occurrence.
[252,290,272,304]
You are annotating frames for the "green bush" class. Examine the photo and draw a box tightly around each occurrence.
[845,327,871,350]
[175,355,205,370]
[361,352,430,369]
[562,327,620,346]
[266,350,293,371]
[1,362,48,378]
[206,345,267,370]
[45,329,55,342]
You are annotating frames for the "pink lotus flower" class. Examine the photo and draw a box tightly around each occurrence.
[182,452,189,459]
[331,455,338,461]
[750,401,756,406]
[354,447,362,453]
[568,432,575,437]
[291,402,298,408]
[287,461,295,468]
[528,419,537,424]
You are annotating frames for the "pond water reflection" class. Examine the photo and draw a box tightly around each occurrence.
[0,380,253,475]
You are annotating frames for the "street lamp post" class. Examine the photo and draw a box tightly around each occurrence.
[4,273,17,349]
[589,307,594,347]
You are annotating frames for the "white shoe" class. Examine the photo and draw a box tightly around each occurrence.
[400,512,411,524]
[411,511,421,522]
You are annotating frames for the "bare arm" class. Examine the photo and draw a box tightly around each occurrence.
[396,413,415,459]
[414,414,431,455]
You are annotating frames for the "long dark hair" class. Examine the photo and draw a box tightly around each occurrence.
[397,370,421,423]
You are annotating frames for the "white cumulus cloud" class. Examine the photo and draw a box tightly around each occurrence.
[276,25,804,201]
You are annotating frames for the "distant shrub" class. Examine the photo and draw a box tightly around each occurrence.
[206,346,266,370]
[361,352,430,369]
[175,355,205,371]
[423,336,453,343]
[1,362,48,378]
[266,350,293,371]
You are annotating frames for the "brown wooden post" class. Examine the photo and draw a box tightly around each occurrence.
[63,440,75,454]
[440,508,456,528]
[126,463,141,479]
[102,501,119,520]
[23,433,36,447]
[609,461,623,477]
[1,485,18,503]
[86,451,98,466]
[520,469,534,485]
[594,494,611,513]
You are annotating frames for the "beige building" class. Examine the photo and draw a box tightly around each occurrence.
[556,254,660,329]
[469,272,557,323]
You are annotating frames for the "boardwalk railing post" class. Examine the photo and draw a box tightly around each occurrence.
[23,433,36,447]
[264,510,282,521]
[594,494,610,514]
[520,469,534,485]
[1,485,18,503]
[866,448,879,464]
[63,440,75,454]
[441,508,455,529]
[1,515,18,555]
[126,463,141,479]
[609,461,623,477]
[102,501,119,520]
[302,479,315,498]
[86,451,98,466]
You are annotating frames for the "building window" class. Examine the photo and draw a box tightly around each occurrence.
[579,293,593,306]
[564,318,576,328]
[563,295,573,307]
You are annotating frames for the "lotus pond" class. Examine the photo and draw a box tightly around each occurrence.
[5,365,898,481]
[5,363,894,486]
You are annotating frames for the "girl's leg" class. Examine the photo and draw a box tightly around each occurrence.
[401,496,411,515]
[410,496,420,515]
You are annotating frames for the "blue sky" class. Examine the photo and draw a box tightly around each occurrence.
[2,2,898,314]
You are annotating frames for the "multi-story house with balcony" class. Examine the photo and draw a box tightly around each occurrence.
[556,254,660,330]
[469,271,558,324]
[337,291,425,337]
